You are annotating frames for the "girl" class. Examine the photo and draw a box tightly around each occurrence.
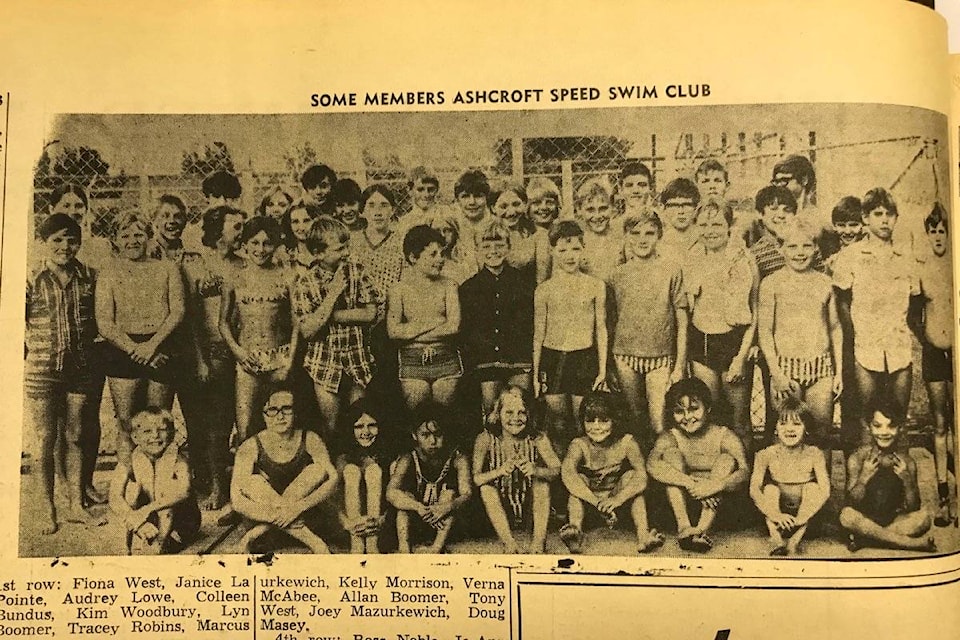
[685,197,759,454]
[430,212,476,284]
[257,186,293,223]
[575,177,624,282]
[231,388,338,553]
[95,211,185,463]
[276,200,316,278]
[561,392,664,554]
[647,377,749,553]
[336,399,397,554]
[473,386,561,553]
[487,182,550,284]
[219,216,298,442]
[351,184,404,300]
[749,397,830,556]
[332,178,367,234]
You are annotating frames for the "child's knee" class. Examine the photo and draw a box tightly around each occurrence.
[838,506,860,529]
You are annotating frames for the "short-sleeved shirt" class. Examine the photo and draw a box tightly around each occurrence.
[609,255,685,358]
[350,229,404,300]
[831,238,919,372]
[25,259,98,374]
[749,232,825,281]
[291,260,380,372]
[458,265,535,369]
[685,244,755,334]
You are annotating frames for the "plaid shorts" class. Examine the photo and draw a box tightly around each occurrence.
[303,341,374,394]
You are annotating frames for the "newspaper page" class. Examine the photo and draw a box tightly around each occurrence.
[0,0,958,638]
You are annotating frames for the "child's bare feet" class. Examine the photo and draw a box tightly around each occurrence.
[559,524,583,554]
[39,509,58,535]
[769,544,788,556]
[239,523,271,554]
[64,505,106,526]
[84,485,108,506]
[637,529,665,554]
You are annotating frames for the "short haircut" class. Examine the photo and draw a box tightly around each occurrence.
[112,210,153,239]
[924,202,948,232]
[239,215,282,247]
[306,215,350,255]
[777,218,818,245]
[485,385,539,437]
[477,217,512,246]
[622,210,663,238]
[660,178,701,207]
[202,205,245,249]
[694,196,734,227]
[867,396,904,427]
[332,178,363,205]
[772,155,816,203]
[574,176,613,210]
[202,170,242,199]
[831,195,863,224]
[755,185,797,214]
[861,187,898,217]
[526,176,561,204]
[360,183,397,211]
[49,183,89,211]
[695,158,728,182]
[408,165,439,188]
[300,164,337,190]
[579,391,626,439]
[548,219,584,247]
[663,377,713,427]
[131,406,175,434]
[410,402,456,437]
[256,187,293,217]
[39,213,82,241]
[280,200,313,249]
[157,194,187,219]
[486,181,527,210]
[776,396,814,431]
[402,224,445,264]
[454,169,490,199]
[620,160,654,190]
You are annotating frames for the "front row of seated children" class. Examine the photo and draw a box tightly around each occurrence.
[109,381,935,556]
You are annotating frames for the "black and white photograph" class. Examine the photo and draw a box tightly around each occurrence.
[19,104,959,560]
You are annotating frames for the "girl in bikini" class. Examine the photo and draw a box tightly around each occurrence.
[560,392,664,554]
[750,397,830,556]
[473,386,561,553]
[231,389,338,553]
[220,217,298,442]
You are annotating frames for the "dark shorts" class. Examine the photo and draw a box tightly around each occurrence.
[689,325,747,373]
[540,347,597,396]
[473,363,532,383]
[922,344,953,383]
[23,351,96,399]
[101,334,176,384]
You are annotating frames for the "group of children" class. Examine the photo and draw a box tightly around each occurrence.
[24,154,956,556]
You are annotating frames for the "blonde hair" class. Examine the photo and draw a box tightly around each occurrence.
[574,176,613,211]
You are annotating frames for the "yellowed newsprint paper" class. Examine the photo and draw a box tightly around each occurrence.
[0,0,959,638]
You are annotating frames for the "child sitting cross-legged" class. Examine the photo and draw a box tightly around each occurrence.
[749,397,830,556]
[560,391,664,554]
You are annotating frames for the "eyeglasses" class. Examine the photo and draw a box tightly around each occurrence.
[263,405,294,417]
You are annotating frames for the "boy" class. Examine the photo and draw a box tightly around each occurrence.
[292,216,380,436]
[694,159,729,200]
[387,404,472,553]
[750,398,830,556]
[148,194,189,262]
[911,203,955,526]
[387,225,462,410]
[109,407,200,555]
[526,176,562,229]
[748,185,800,280]
[832,188,919,445]
[301,164,337,216]
[840,399,935,552]
[400,166,450,236]
[619,160,655,216]
[822,196,865,266]
[459,219,536,412]
[332,178,366,233]
[25,213,104,533]
[533,220,608,449]
[575,177,623,282]
[658,177,701,258]
[609,212,687,436]
[757,220,843,442]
